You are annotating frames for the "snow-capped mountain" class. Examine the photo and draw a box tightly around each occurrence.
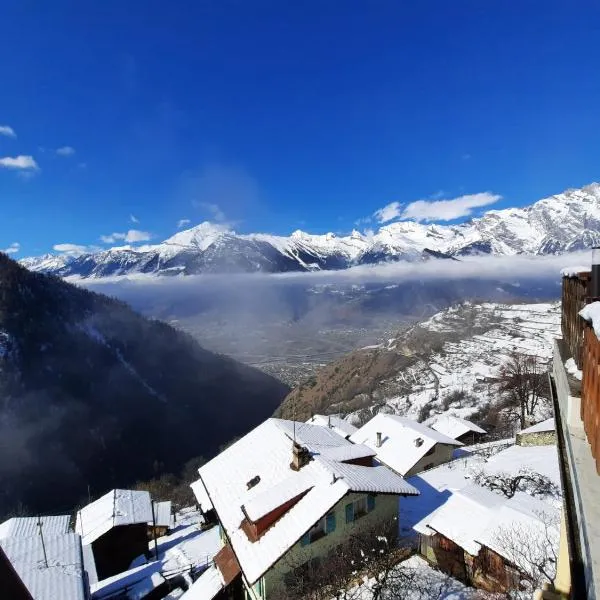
[21,183,600,278]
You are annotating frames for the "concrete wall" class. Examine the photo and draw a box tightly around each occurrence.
[405,443,455,477]
[245,492,399,600]
[516,431,556,446]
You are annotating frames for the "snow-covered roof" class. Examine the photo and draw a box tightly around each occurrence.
[150,501,173,528]
[431,415,486,440]
[0,515,71,540]
[305,414,358,438]
[75,489,153,545]
[195,418,418,585]
[349,414,461,476]
[0,532,87,600]
[180,565,225,600]
[475,493,559,569]
[519,418,555,434]
[414,484,559,562]
[190,480,214,513]
[90,561,162,599]
[413,484,505,555]
[580,301,600,338]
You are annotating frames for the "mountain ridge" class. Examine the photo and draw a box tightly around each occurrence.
[21,182,600,278]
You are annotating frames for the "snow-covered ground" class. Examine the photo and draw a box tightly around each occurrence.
[357,302,561,427]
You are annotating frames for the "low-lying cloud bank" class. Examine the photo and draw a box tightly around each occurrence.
[79,251,589,293]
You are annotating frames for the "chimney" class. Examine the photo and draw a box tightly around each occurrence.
[328,415,332,428]
[414,437,424,447]
[592,246,600,299]
[376,432,382,448]
[291,441,311,471]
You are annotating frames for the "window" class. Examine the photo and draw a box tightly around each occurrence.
[345,495,376,523]
[300,511,336,545]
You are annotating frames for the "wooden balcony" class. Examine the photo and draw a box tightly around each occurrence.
[581,325,600,474]
[561,271,590,370]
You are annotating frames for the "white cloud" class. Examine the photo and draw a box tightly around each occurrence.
[56,146,75,156]
[0,155,39,170]
[462,153,472,160]
[53,243,94,256]
[0,126,16,138]
[2,242,20,254]
[401,192,501,222]
[100,229,152,244]
[130,214,139,224]
[373,201,402,223]
[177,218,191,228]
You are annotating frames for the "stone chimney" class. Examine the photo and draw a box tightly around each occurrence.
[376,432,382,448]
[291,441,311,471]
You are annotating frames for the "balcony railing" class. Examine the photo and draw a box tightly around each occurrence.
[561,271,590,370]
[581,324,600,474]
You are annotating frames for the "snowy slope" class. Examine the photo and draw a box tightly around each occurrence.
[21,182,600,278]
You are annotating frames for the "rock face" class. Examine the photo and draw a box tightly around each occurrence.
[21,183,600,278]
[0,254,289,515]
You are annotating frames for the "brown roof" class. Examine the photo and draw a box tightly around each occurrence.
[214,543,241,586]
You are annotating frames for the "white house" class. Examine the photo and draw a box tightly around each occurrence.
[431,415,487,444]
[350,414,461,477]
[191,418,418,600]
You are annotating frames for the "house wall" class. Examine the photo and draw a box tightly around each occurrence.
[515,430,556,447]
[405,443,454,477]
[418,533,468,583]
[92,523,149,580]
[244,492,399,600]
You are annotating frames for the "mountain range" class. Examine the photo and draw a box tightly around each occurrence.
[21,183,600,278]
[0,254,288,516]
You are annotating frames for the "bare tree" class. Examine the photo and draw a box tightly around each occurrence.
[472,468,560,500]
[493,511,560,597]
[498,352,549,428]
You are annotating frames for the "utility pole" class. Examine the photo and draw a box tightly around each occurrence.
[37,517,48,568]
[151,501,159,560]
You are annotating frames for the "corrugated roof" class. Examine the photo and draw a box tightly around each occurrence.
[190,480,214,513]
[306,414,358,438]
[90,561,162,599]
[150,501,172,528]
[195,418,418,585]
[431,415,487,440]
[75,489,153,545]
[0,516,71,541]
[350,414,461,476]
[0,532,87,600]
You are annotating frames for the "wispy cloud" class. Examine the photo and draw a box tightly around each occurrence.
[53,243,98,256]
[0,126,16,138]
[130,214,139,224]
[177,218,191,229]
[373,192,501,224]
[2,242,20,254]
[193,201,227,222]
[56,146,75,156]
[462,153,472,161]
[100,229,152,244]
[0,155,39,170]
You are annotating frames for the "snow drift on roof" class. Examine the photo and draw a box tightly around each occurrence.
[75,489,153,545]
[306,414,358,438]
[580,301,600,338]
[0,515,70,540]
[519,418,555,434]
[150,501,173,528]
[180,565,225,600]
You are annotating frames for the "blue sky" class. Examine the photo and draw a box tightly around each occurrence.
[1,1,600,257]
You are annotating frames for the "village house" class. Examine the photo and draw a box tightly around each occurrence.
[349,413,462,477]
[75,489,154,580]
[414,483,559,594]
[190,418,419,600]
[305,414,358,439]
[515,418,556,447]
[431,415,487,445]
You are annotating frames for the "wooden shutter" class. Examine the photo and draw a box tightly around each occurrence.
[326,512,336,533]
[367,494,376,512]
[345,502,354,523]
[300,532,310,546]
